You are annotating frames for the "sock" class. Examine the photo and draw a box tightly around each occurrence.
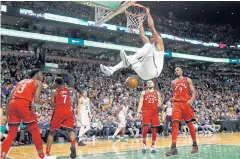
[151,127,157,146]
[70,139,76,146]
[1,126,18,157]
[142,126,148,145]
[187,122,197,145]
[172,122,179,146]
[38,152,45,159]
[112,61,126,71]
[46,147,51,155]
[113,128,122,138]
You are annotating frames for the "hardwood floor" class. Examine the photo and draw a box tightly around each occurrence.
[5,133,240,159]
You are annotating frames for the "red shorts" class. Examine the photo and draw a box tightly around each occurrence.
[172,102,195,122]
[142,111,159,127]
[50,108,74,131]
[8,98,36,125]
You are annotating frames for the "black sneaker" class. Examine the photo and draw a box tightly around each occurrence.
[70,146,77,159]
[78,141,86,146]
[165,146,179,156]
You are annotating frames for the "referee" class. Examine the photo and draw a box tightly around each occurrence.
[163,101,172,137]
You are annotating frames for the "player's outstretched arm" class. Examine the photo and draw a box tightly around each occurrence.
[139,23,150,44]
[187,78,197,106]
[146,9,164,52]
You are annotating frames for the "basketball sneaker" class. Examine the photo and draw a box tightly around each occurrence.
[165,146,179,156]
[78,141,86,146]
[100,64,114,76]
[120,137,127,142]
[142,144,147,153]
[150,145,156,153]
[191,145,199,154]
[70,145,77,159]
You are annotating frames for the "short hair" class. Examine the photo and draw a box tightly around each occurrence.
[81,90,87,94]
[29,69,41,78]
[175,66,184,72]
[54,77,64,85]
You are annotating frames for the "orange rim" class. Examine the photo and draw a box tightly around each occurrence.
[124,3,147,17]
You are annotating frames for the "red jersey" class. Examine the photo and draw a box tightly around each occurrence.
[54,87,71,111]
[173,77,191,102]
[142,90,158,113]
[13,79,36,102]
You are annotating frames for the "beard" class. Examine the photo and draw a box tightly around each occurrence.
[148,86,154,90]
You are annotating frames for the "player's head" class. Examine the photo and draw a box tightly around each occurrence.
[53,77,64,88]
[82,90,88,97]
[175,67,183,77]
[29,69,44,81]
[149,36,156,44]
[146,80,155,89]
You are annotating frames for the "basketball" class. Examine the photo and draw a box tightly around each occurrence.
[125,76,139,89]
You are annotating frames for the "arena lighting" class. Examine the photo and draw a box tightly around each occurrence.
[1,28,239,63]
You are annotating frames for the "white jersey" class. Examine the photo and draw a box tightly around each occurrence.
[119,105,129,118]
[79,97,91,115]
[132,43,164,80]
[118,105,129,128]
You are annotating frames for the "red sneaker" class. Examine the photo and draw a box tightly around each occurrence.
[191,145,199,154]
[165,146,179,156]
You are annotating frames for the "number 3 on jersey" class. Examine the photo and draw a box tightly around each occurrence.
[17,83,27,93]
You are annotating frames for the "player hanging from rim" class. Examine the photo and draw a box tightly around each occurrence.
[46,77,76,159]
[137,80,162,153]
[165,67,198,156]
[100,8,164,81]
[112,97,133,142]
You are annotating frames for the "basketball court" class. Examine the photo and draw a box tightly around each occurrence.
[2,1,240,159]
[5,133,240,159]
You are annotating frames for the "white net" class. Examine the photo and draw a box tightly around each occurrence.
[125,4,147,29]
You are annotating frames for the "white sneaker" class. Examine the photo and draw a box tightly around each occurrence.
[142,144,147,153]
[150,145,156,153]
[100,64,114,76]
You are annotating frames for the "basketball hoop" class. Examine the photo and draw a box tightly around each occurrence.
[125,3,147,29]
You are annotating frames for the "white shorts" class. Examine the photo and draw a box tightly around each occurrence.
[118,112,126,128]
[132,44,164,80]
[77,114,90,127]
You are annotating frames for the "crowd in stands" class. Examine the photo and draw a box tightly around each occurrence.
[2,1,239,45]
[1,47,240,145]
